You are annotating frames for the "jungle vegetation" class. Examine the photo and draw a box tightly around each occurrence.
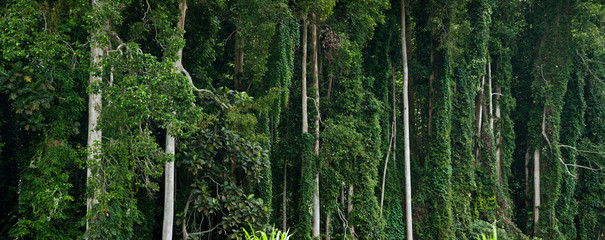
[0,0,604,239]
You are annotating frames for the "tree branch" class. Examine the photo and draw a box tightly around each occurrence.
[576,49,605,85]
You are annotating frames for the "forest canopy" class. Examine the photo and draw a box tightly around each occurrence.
[0,0,604,239]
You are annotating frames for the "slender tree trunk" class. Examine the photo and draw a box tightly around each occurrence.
[162,1,188,239]
[525,144,531,197]
[347,184,356,240]
[311,13,321,239]
[87,0,104,236]
[402,0,413,238]
[533,148,540,234]
[475,72,485,164]
[380,65,397,218]
[325,214,330,240]
[488,61,494,135]
[234,45,244,90]
[302,16,308,134]
[163,134,176,240]
[404,1,417,163]
[380,122,394,218]
[282,161,287,232]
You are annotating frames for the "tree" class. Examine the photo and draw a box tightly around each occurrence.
[87,0,105,236]
[401,0,412,238]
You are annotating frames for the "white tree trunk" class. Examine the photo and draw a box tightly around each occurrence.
[475,72,485,163]
[311,13,321,239]
[163,134,176,240]
[87,0,104,236]
[533,148,540,230]
[301,16,308,134]
[162,1,187,239]
[402,0,413,238]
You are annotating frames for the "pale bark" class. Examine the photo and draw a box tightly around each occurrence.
[347,184,356,240]
[325,212,330,240]
[282,161,287,232]
[163,134,176,240]
[475,72,485,163]
[495,86,502,184]
[488,61,494,134]
[87,0,104,236]
[162,1,187,239]
[380,122,394,218]
[311,13,321,239]
[488,61,501,183]
[234,45,244,90]
[402,0,412,238]
[533,148,540,233]
[301,16,308,134]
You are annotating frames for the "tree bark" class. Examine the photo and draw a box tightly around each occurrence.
[347,184,356,240]
[234,45,244,90]
[282,161,287,232]
[302,16,308,134]
[380,122,394,218]
[402,0,413,238]
[533,148,540,234]
[163,134,176,240]
[87,0,104,236]
[325,214,330,240]
[475,71,485,164]
[311,13,321,239]
[162,1,188,239]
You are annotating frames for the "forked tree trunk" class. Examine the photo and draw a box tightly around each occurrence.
[87,0,104,236]
[402,0,413,238]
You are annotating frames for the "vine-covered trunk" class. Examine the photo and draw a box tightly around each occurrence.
[162,1,189,239]
[87,0,104,236]
[311,13,321,239]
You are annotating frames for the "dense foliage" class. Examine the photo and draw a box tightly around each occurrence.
[0,0,603,239]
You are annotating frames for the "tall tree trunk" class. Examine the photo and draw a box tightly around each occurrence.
[380,67,396,219]
[487,61,501,183]
[162,1,188,239]
[311,13,321,239]
[163,134,176,240]
[302,16,308,134]
[325,214,330,240]
[533,148,540,234]
[475,72,485,164]
[282,161,287,233]
[347,184,356,240]
[87,0,104,236]
[401,0,412,238]
[234,45,244,90]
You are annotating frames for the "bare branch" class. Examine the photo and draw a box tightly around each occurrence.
[559,144,605,155]
[541,108,552,149]
[306,97,323,125]
[576,49,605,85]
